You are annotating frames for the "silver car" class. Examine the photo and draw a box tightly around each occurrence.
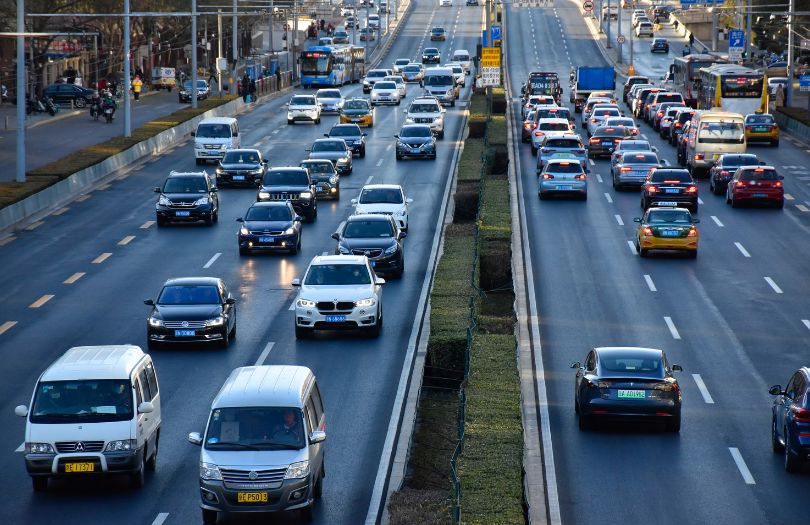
[538,159,588,200]
[401,64,425,83]
[610,139,655,167]
[392,58,411,74]
[537,135,587,173]
[315,88,344,114]
[612,151,661,190]
[307,138,353,174]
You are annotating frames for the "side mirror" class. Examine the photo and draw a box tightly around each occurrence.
[406,198,413,204]
[376,278,386,285]
[188,432,203,446]
[324,134,330,137]
[570,362,582,369]
[210,187,218,192]
[154,187,162,193]
[633,217,642,222]
[693,218,700,223]
[305,148,312,152]
[225,298,236,305]
[671,364,683,372]
[351,199,358,205]
[294,216,303,222]
[15,405,28,417]
[769,385,784,396]
[292,278,301,287]
[398,231,407,239]
[331,233,340,240]
[309,430,326,444]
[143,299,155,306]
[236,218,244,222]
[362,132,368,136]
[262,159,268,164]
[393,134,399,138]
[403,108,408,113]
[138,401,154,413]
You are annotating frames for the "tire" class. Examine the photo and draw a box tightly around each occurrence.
[202,509,217,524]
[395,154,402,161]
[531,145,537,156]
[295,325,313,339]
[239,247,250,256]
[581,193,588,201]
[287,119,294,125]
[730,194,738,208]
[74,97,87,108]
[439,129,445,139]
[784,428,803,472]
[366,317,381,338]
[639,247,649,257]
[195,158,203,165]
[289,238,299,254]
[360,147,366,158]
[156,216,166,228]
[129,452,145,488]
[430,153,437,160]
[687,249,697,259]
[772,413,784,452]
[218,329,229,349]
[145,434,159,471]
[450,99,455,107]
[299,504,315,522]
[32,477,48,491]
[315,117,321,124]
[333,190,340,200]
[229,320,237,338]
[773,139,779,147]
[204,214,213,226]
[578,413,592,430]
[776,199,785,209]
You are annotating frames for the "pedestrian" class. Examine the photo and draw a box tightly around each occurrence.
[320,18,326,31]
[241,73,250,102]
[689,33,694,46]
[208,66,216,84]
[249,77,256,102]
[674,19,679,31]
[774,84,785,107]
[132,75,143,101]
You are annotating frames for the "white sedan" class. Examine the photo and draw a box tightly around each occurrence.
[440,0,453,6]
[351,184,413,231]
[370,81,402,105]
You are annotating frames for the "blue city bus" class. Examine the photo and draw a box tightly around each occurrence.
[299,46,366,87]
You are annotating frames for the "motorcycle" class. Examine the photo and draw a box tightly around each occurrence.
[26,97,46,115]
[103,105,115,123]
[40,95,59,116]
[89,100,101,120]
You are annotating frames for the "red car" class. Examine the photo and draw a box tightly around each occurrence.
[726,166,785,208]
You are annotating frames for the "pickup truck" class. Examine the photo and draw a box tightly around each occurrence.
[569,66,615,112]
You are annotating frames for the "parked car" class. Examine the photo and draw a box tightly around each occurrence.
[41,83,95,108]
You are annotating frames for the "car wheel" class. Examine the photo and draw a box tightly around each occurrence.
[430,153,437,160]
[639,246,649,257]
[333,190,340,200]
[773,413,785,452]
[202,509,217,524]
[313,468,324,498]
[776,199,785,209]
[147,339,160,350]
[156,216,166,228]
[450,99,455,107]
[287,119,294,125]
[773,139,779,147]
[229,320,237,338]
[74,97,87,108]
[315,117,321,124]
[307,211,316,223]
[218,329,229,349]
[539,192,547,200]
[204,214,213,226]
[730,194,738,208]
[295,325,312,339]
[289,239,298,254]
[195,158,203,165]
[688,249,697,259]
[129,452,146,488]
[784,427,803,472]
[213,206,219,223]
[395,154,402,161]
[145,434,159,471]
[32,477,48,491]
[531,145,537,156]
[612,174,617,189]
[577,413,592,430]
[439,129,445,139]
[360,147,366,158]
[581,193,588,201]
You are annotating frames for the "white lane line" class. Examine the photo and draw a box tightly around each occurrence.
[641,133,648,140]
[92,253,112,264]
[764,277,783,294]
[254,342,275,367]
[376,159,384,167]
[729,448,756,485]
[785,193,794,200]
[734,242,751,258]
[203,253,221,268]
[140,221,155,229]
[797,204,809,212]
[29,295,55,308]
[644,274,657,292]
[15,442,24,453]
[627,240,637,255]
[595,174,603,183]
[711,215,724,227]
[63,272,85,284]
[150,513,169,525]
[588,158,595,166]
[117,236,136,246]
[386,144,392,151]
[802,319,810,331]
[697,197,704,204]
[271,129,280,134]
[0,321,18,336]
[604,193,613,203]
[364,175,374,185]
[692,374,715,404]
[664,316,681,340]
[614,214,623,225]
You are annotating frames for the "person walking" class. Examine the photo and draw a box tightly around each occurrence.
[132,75,143,101]
[241,73,250,102]
[689,33,695,46]
[775,84,785,107]
[249,77,257,102]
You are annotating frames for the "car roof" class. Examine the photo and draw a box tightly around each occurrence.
[267,166,307,172]
[225,148,261,154]
[362,183,404,190]
[401,124,432,130]
[537,118,569,123]
[40,346,149,382]
[313,138,346,143]
[250,200,294,208]
[594,347,664,359]
[167,171,209,178]
[199,116,237,124]
[164,276,222,287]
[212,366,315,409]
[311,255,367,265]
[347,213,392,223]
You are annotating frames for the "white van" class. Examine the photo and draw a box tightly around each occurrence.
[193,116,242,165]
[686,111,746,175]
[423,67,458,106]
[15,346,161,491]
[368,14,381,30]
[379,1,388,13]
[451,49,472,74]
[189,365,326,523]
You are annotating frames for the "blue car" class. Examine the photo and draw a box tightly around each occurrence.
[538,159,588,200]
[236,201,302,255]
[536,135,587,174]
[770,367,810,471]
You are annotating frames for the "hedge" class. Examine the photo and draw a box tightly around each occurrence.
[775,105,810,127]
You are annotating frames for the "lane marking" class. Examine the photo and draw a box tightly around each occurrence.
[117,236,136,246]
[63,273,85,284]
[364,175,374,185]
[203,253,221,268]
[52,207,69,216]
[272,129,280,134]
[614,214,623,226]
[802,319,810,331]
[92,253,112,264]
[15,443,24,453]
[0,237,16,246]
[29,295,55,308]
[664,316,681,340]
[604,193,613,203]
[254,342,275,367]
[24,221,45,231]
[627,240,637,255]
[148,157,160,162]
[643,274,657,292]
[734,242,751,258]
[595,173,603,183]
[797,204,809,212]
[711,215,724,227]
[150,513,170,525]
[692,374,715,404]
[140,221,155,229]
[764,277,783,294]
[97,184,111,191]
[76,194,91,202]
[386,144,392,151]
[588,158,595,166]
[697,197,704,204]
[289,300,296,311]
[0,321,18,336]
[321,251,329,256]
[785,193,794,200]
[641,133,648,140]
[376,158,384,167]
[131,165,145,171]
[729,448,756,485]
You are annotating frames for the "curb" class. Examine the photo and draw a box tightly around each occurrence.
[27,110,83,130]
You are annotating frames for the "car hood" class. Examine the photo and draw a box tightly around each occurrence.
[27,420,134,444]
[340,237,397,250]
[289,104,317,111]
[354,203,405,214]
[372,89,398,95]
[319,97,343,106]
[260,184,310,193]
[219,162,262,171]
[154,304,223,321]
[342,109,370,115]
[161,192,209,204]
[243,220,294,232]
[299,284,376,301]
[309,151,350,161]
[407,112,441,119]
[202,447,307,468]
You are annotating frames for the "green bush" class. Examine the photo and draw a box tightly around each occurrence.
[487,116,508,146]
[457,139,488,183]
[491,88,507,115]
[453,182,480,222]
[469,92,487,119]
[478,179,512,295]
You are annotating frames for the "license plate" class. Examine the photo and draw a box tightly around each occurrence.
[602,141,612,145]
[65,462,94,472]
[754,127,768,132]
[661,230,679,237]
[233,175,245,181]
[325,315,346,322]
[617,389,646,399]
[664,188,680,193]
[555,153,573,158]
[176,211,191,216]
[635,171,647,176]
[237,492,268,503]
[259,236,274,243]
[175,329,196,337]
[557,185,573,190]
[657,201,678,205]
[298,114,307,118]
[410,149,421,154]
[371,261,376,267]
[317,186,324,191]
[351,118,360,122]
[753,193,767,197]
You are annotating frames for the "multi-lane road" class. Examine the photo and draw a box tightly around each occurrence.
[0,2,482,524]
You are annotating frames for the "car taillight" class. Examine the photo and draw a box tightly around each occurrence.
[541,149,551,154]
[586,380,600,389]
[525,123,532,129]
[736,181,745,187]
[720,170,729,176]
[631,128,638,134]
[643,226,653,235]
[620,167,632,172]
[686,185,697,193]
[745,126,753,131]
[654,382,680,392]
[575,174,586,180]
[614,139,621,143]
[657,111,663,117]
[771,125,779,130]
[694,154,704,160]
[794,408,810,423]
[573,149,585,154]
[773,181,782,187]
[590,138,599,143]
[535,131,545,136]
[543,174,554,179]
[591,118,598,123]
[675,122,681,127]
[687,227,697,237]
[647,185,658,193]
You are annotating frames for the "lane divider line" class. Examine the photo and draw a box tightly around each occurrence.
[150,513,170,525]
[664,316,681,340]
[376,158,384,167]
[785,193,794,200]
[52,207,70,216]
[0,237,16,246]
[92,253,112,264]
[797,204,809,212]
[644,274,657,292]
[24,221,45,231]
[734,242,751,258]
[595,173,603,183]
[289,300,296,311]
[203,253,221,268]
[254,342,275,367]
[321,251,329,256]
[0,321,18,336]
[604,193,613,203]
[63,273,85,284]
[764,277,783,294]
[692,374,715,404]
[140,221,155,229]
[118,236,136,246]
[29,295,55,308]
[588,158,595,166]
[365,175,374,185]
[614,214,623,226]
[802,319,810,331]
[627,240,637,255]
[711,215,724,227]
[729,447,756,485]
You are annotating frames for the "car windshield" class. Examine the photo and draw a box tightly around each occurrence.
[608,118,634,126]
[163,177,208,193]
[344,220,395,238]
[400,126,432,138]
[205,407,306,450]
[196,123,231,138]
[290,96,315,105]
[424,49,438,54]
[263,170,309,185]
[158,285,221,304]
[304,264,372,285]
[648,210,693,224]
[222,151,259,163]
[451,67,463,74]
[374,82,397,90]
[316,90,341,99]
[403,66,421,73]
[547,139,581,148]
[345,100,368,110]
[546,163,583,173]
[539,122,570,131]
[330,126,360,137]
[183,80,208,90]
[411,103,439,113]
[425,75,454,86]
[369,71,387,78]
[453,54,470,61]
[624,153,658,164]
[537,109,569,119]
[246,206,292,221]
[431,28,444,34]
[30,380,134,423]
[360,188,404,204]
[313,141,346,152]
[746,115,775,124]
[301,161,335,174]
[740,169,778,180]
[698,122,744,143]
[651,171,691,183]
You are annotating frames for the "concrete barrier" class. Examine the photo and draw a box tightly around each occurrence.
[773,109,810,142]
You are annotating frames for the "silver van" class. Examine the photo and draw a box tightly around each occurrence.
[189,366,326,523]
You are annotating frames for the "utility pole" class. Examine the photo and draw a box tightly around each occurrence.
[293,0,298,81]
[617,3,622,63]
[192,0,198,109]
[746,0,752,63]
[232,0,237,95]
[606,0,611,48]
[124,0,131,137]
[16,0,25,183]
[270,0,274,53]
[218,9,223,97]
[711,6,717,52]
[365,1,369,62]
[787,0,795,105]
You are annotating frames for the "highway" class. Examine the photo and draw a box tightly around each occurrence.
[0,1,482,524]
[507,1,810,524]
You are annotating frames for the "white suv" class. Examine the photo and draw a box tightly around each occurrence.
[286,94,321,125]
[404,97,446,138]
[293,255,385,338]
[351,184,413,231]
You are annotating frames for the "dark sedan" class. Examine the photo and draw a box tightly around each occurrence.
[395,125,437,160]
[572,347,683,431]
[708,154,760,195]
[179,79,211,102]
[651,38,669,53]
[641,168,698,212]
[42,83,95,108]
[215,149,267,187]
[236,201,302,255]
[300,159,340,199]
[332,214,406,278]
[154,171,219,227]
[325,124,367,157]
[770,367,810,472]
[421,48,441,64]
[144,277,236,349]
[588,126,632,158]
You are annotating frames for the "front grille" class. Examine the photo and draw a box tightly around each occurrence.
[220,467,287,487]
[55,441,105,453]
[317,301,356,311]
[168,201,196,208]
[351,249,383,258]
[415,117,434,123]
[264,193,300,201]
[250,231,284,236]
[317,301,335,311]
[164,320,207,329]
[204,145,221,150]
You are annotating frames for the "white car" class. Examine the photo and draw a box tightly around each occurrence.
[292,255,385,338]
[363,68,393,93]
[392,58,411,74]
[523,95,556,119]
[581,97,614,127]
[636,21,654,37]
[586,104,622,136]
[315,88,344,114]
[368,14,380,30]
[286,94,321,124]
[440,0,453,6]
[370,81,401,105]
[351,184,413,231]
[404,97,446,138]
[341,5,355,16]
[451,50,472,74]
[446,63,466,87]
[531,118,575,152]
[383,76,407,97]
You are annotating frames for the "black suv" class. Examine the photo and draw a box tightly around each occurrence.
[236,201,302,255]
[300,159,340,200]
[257,167,317,221]
[179,79,211,102]
[422,48,441,64]
[216,149,267,187]
[587,126,632,158]
[332,214,406,278]
[641,168,698,212]
[154,171,219,227]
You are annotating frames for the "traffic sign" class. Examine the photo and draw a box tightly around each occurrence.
[481,67,501,86]
[728,29,745,61]
[583,0,594,11]
[491,25,501,41]
[617,34,626,44]
[800,74,810,92]
[482,47,501,67]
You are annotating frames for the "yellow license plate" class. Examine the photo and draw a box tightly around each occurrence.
[65,462,94,472]
[237,492,268,503]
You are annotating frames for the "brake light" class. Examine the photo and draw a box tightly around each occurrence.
[586,380,600,389]
[736,181,745,187]
[643,227,653,235]
[541,149,551,154]
[543,174,554,179]
[686,186,697,193]
[754,168,765,172]
[774,181,783,187]
[694,154,704,160]
[720,170,729,176]
[573,149,585,154]
[631,128,638,134]
[535,131,545,136]
[687,227,697,237]
[590,138,599,143]
[575,174,586,180]
[591,118,598,123]
[647,185,657,193]
[620,167,632,172]
[657,112,663,117]
[771,125,778,130]
[654,382,680,392]
[794,408,810,423]
[745,126,753,131]
[524,123,532,129]
[675,122,681,127]
[559,162,570,165]
[614,139,622,143]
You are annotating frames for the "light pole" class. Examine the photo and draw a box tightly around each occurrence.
[787,0,795,106]
[192,0,198,109]
[124,0,131,137]
[746,0,752,63]
[606,0,611,48]
[617,3,622,64]
[710,6,717,52]
[16,0,25,182]
[232,0,237,95]
[218,9,224,97]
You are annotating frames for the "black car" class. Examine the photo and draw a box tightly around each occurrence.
[179,79,211,102]
[669,108,695,145]
[41,84,95,108]
[466,0,479,4]
[708,154,760,195]
[587,126,632,158]
[572,347,683,431]
[325,124,367,157]
[651,38,669,54]
[300,159,340,200]
[144,277,236,349]
[237,201,302,255]
[395,124,437,160]
[332,214,406,278]
[421,48,441,64]
[770,367,810,472]
[215,149,267,186]
[154,171,219,227]
[640,168,698,212]
[257,167,317,221]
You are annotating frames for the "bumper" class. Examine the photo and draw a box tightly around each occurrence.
[746,130,779,142]
[732,190,784,203]
[334,163,352,174]
[615,174,649,186]
[640,235,698,251]
[652,46,669,52]
[539,180,587,196]
[430,36,446,41]
[200,477,312,514]
[287,112,319,122]
[403,75,422,83]
[217,173,261,186]
[148,324,226,343]
[295,305,379,330]
[180,93,208,102]
[156,205,213,222]
[25,449,141,476]
[196,149,227,160]
[319,106,343,114]
[371,97,399,105]
[240,233,299,251]
[580,397,681,420]
[397,145,436,158]
[340,115,373,126]
[647,196,698,209]
[588,144,617,157]
[367,252,403,273]
[422,58,441,64]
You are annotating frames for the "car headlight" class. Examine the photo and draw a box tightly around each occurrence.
[337,157,349,165]
[215,168,225,174]
[338,245,351,254]
[195,143,204,149]
[300,191,312,199]
[149,316,163,327]
[180,91,188,96]
[158,195,170,206]
[249,169,263,175]
[353,140,363,145]
[26,443,55,454]
[384,244,398,255]
[284,227,296,235]
[355,298,376,307]
[240,226,249,235]
[395,207,407,216]
[258,191,270,199]
[405,118,415,124]
[372,92,379,98]
[297,299,317,308]
[200,462,222,481]
[105,439,137,452]
[193,196,209,206]
[329,176,338,184]
[207,316,225,327]
[285,461,310,479]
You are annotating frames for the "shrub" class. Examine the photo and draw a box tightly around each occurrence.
[453,182,480,222]
[457,139,487,183]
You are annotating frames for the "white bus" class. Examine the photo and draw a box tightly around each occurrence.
[696,64,767,115]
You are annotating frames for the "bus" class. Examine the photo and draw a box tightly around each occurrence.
[672,54,727,107]
[299,46,366,87]
[696,64,767,115]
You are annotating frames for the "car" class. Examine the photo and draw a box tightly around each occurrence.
[326,123,367,157]
[383,75,408,97]
[344,16,357,28]
[531,118,575,155]
[581,97,614,127]
[430,27,446,41]
[522,110,537,143]
[363,69,391,93]
[572,347,683,431]
[587,105,622,137]
[193,117,241,164]
[632,14,649,27]
[178,79,211,102]
[370,81,401,105]
[538,159,588,200]
[534,105,573,123]
[602,4,618,19]
[144,277,236,348]
[669,108,696,145]
[286,94,321,124]
[647,92,684,127]
[292,255,385,338]
[450,50,472,74]
[368,14,380,30]
[154,171,219,227]
[467,0,479,4]
[631,87,659,118]
[236,201,303,255]
[318,37,334,46]
[340,97,375,126]
[404,97,446,138]
[440,0,453,6]
[708,154,760,195]
[588,126,632,158]
[612,151,661,190]
[300,159,341,199]
[524,95,556,119]
[726,166,785,208]
[395,124,437,160]
[767,77,789,94]
[634,206,699,258]
[769,367,810,472]
[446,63,466,87]
[744,113,780,146]
[658,107,682,139]
[332,214,406,278]
[536,135,587,172]
[422,47,441,64]
[650,38,669,53]
[215,149,267,187]
[641,168,698,212]
[623,76,651,102]
[392,58,411,74]
[603,116,638,137]
[306,138,353,175]
[402,63,426,83]
[315,88,344,114]
[758,61,788,77]
[333,29,350,44]
[610,138,655,167]
[359,28,376,41]
[652,102,686,131]
[257,167,317,221]
[676,119,695,165]
[41,83,95,107]
[351,184,413,231]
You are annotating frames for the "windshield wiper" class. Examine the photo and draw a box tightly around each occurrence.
[207,441,259,450]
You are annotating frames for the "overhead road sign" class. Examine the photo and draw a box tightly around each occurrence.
[728,29,744,61]
[514,0,555,7]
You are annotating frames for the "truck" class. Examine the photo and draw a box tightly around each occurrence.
[569,66,615,112]
[151,67,176,91]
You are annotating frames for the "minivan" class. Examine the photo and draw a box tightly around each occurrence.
[686,111,746,177]
[423,67,458,106]
[189,365,326,523]
[15,346,161,491]
[451,49,472,74]
[193,117,242,165]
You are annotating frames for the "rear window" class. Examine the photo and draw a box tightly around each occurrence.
[595,127,626,137]
[648,209,693,224]
[594,108,620,117]
[746,115,775,124]
[599,355,664,378]
[624,153,658,163]
[740,169,778,180]
[656,94,683,102]
[651,170,692,183]
[546,162,583,173]
[547,139,582,148]
[539,122,570,131]
[722,155,758,167]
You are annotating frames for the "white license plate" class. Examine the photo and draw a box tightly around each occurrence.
[656,201,678,205]
[557,185,573,190]
[233,175,245,181]
[176,211,191,216]
[351,118,360,122]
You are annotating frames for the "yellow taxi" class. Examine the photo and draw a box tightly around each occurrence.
[744,113,779,146]
[340,97,374,127]
[633,206,699,258]
[430,27,446,41]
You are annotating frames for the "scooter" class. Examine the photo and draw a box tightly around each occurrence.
[41,95,59,116]
[103,105,115,123]
[89,100,101,120]
[26,97,46,115]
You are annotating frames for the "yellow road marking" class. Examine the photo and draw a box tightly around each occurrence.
[29,295,55,308]
[63,272,86,284]
[76,195,92,202]
[118,236,136,246]
[24,221,44,231]
[0,321,17,336]
[52,207,69,215]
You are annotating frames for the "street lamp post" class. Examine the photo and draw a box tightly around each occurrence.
[606,0,612,48]
[192,0,198,109]
[16,0,25,182]
[124,0,131,137]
